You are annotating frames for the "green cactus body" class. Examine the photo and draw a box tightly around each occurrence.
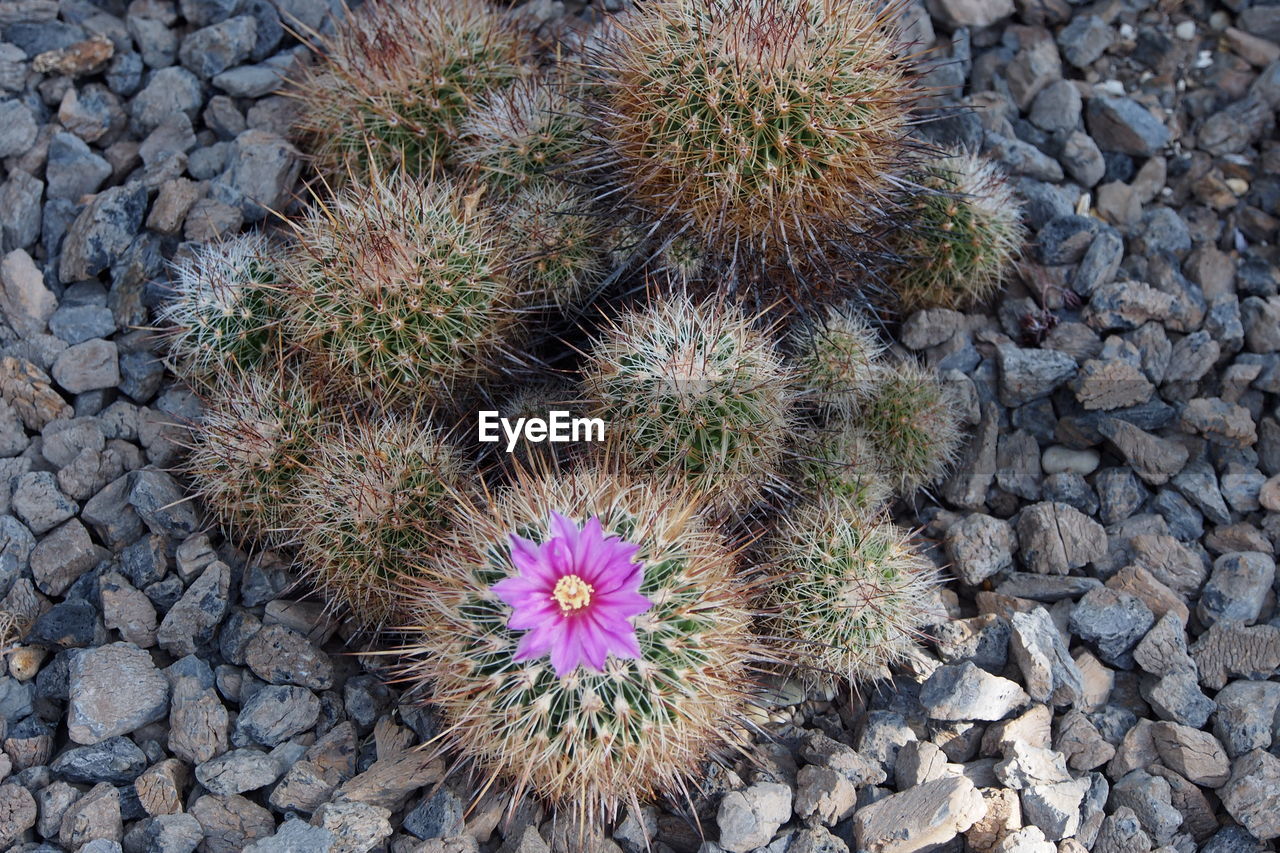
[582,295,793,510]
[764,495,936,685]
[793,306,885,416]
[855,360,963,494]
[287,172,519,405]
[399,465,754,824]
[296,416,466,631]
[503,183,607,311]
[183,367,325,542]
[890,151,1026,311]
[793,422,891,512]
[158,233,283,389]
[291,0,527,179]
[591,0,917,292]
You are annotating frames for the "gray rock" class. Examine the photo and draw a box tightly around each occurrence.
[59,183,147,283]
[1197,552,1275,627]
[67,643,169,745]
[920,661,1029,721]
[11,471,77,534]
[129,469,199,538]
[179,15,257,79]
[49,304,117,346]
[1069,587,1155,667]
[1092,807,1151,853]
[46,132,111,202]
[244,624,333,690]
[1219,750,1280,840]
[181,0,243,26]
[1058,15,1114,68]
[31,518,99,596]
[130,67,203,135]
[59,84,125,144]
[1214,680,1280,757]
[1141,669,1215,728]
[1009,608,1083,705]
[0,169,43,254]
[1020,777,1090,841]
[1134,207,1192,258]
[0,99,37,158]
[51,338,119,394]
[209,129,300,222]
[717,782,792,852]
[52,736,147,784]
[403,787,465,840]
[851,776,987,853]
[136,812,204,853]
[944,513,1016,585]
[127,16,177,68]
[1087,96,1171,156]
[1109,770,1183,846]
[1060,130,1106,187]
[1029,80,1082,133]
[212,59,289,98]
[1007,39,1062,110]
[234,685,319,747]
[1242,295,1280,353]
[985,132,1064,182]
[156,561,230,657]
[997,345,1077,407]
[1073,227,1124,296]
[242,818,337,853]
[1096,417,1189,485]
[195,748,283,795]
[314,800,391,853]
[1016,501,1106,575]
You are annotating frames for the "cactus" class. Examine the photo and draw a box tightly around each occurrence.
[398,464,756,826]
[183,367,325,542]
[792,306,885,417]
[589,0,918,296]
[492,380,583,469]
[889,151,1025,311]
[581,294,794,510]
[156,233,284,389]
[294,415,467,631]
[456,73,591,192]
[286,170,520,406]
[792,422,891,512]
[290,0,527,178]
[763,494,936,685]
[503,182,608,311]
[855,360,963,494]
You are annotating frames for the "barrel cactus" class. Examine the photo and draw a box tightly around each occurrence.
[856,360,963,494]
[793,306,885,417]
[889,151,1025,311]
[398,465,757,827]
[503,182,607,311]
[792,422,892,512]
[582,294,794,510]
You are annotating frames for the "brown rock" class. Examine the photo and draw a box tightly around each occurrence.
[1129,534,1207,597]
[1148,765,1218,841]
[31,34,113,75]
[146,178,206,236]
[1054,709,1115,771]
[1073,651,1114,712]
[1132,613,1195,677]
[189,794,275,853]
[136,758,190,816]
[168,678,229,765]
[1016,502,1107,574]
[59,782,121,849]
[0,356,73,431]
[1106,566,1189,624]
[1191,620,1280,690]
[1150,722,1230,786]
[100,571,158,648]
[964,787,1020,852]
[0,782,36,847]
[1073,359,1153,410]
[336,749,445,812]
[67,641,170,744]
[1220,751,1280,839]
[1180,397,1258,447]
[244,624,333,690]
[853,776,988,853]
[1096,418,1189,485]
[1107,719,1159,779]
[1226,26,1280,66]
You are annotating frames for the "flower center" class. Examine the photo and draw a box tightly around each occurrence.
[552,574,593,613]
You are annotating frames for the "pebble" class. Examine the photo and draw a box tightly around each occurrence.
[852,776,988,853]
[920,662,1030,721]
[716,782,793,852]
[1069,587,1155,667]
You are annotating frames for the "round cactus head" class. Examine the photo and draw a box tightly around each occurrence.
[793,306,885,416]
[590,0,918,296]
[503,182,608,311]
[286,170,520,406]
[295,416,467,631]
[183,367,325,542]
[456,73,591,192]
[397,464,756,827]
[856,360,963,494]
[763,495,937,685]
[890,151,1025,311]
[792,422,892,512]
[290,0,527,178]
[582,293,794,511]
[157,233,284,389]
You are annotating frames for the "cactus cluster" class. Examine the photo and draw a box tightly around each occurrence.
[151,0,1021,836]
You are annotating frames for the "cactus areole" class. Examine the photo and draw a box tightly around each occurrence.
[493,513,652,679]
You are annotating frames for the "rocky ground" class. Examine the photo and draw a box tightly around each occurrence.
[0,0,1278,849]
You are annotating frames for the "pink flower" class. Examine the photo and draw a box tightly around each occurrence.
[492,512,652,679]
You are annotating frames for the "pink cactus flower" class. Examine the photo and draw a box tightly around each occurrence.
[492,512,651,679]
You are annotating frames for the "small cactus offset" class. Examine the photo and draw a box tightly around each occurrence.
[588,0,918,296]
[290,0,527,178]
[854,360,964,495]
[398,464,757,826]
[182,367,325,542]
[763,495,937,685]
[456,73,591,192]
[793,306,885,417]
[792,422,892,512]
[502,182,608,311]
[294,416,467,631]
[156,233,284,389]
[889,151,1025,311]
[286,170,521,406]
[582,294,795,510]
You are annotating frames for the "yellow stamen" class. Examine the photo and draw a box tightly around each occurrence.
[552,575,593,613]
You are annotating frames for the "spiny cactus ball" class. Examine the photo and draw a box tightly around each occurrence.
[856,360,963,494]
[503,183,607,311]
[287,170,519,405]
[890,151,1025,311]
[793,422,892,512]
[456,74,590,192]
[764,495,936,685]
[183,367,325,542]
[591,0,917,289]
[157,233,283,388]
[295,416,466,631]
[793,306,885,416]
[399,464,755,825]
[291,0,526,178]
[582,294,794,510]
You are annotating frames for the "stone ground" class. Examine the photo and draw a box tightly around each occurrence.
[0,0,1279,849]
